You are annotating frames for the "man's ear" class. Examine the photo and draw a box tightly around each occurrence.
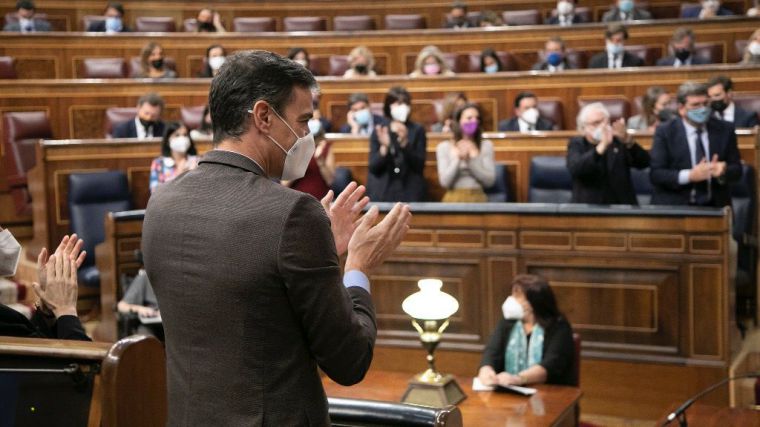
[251,100,272,133]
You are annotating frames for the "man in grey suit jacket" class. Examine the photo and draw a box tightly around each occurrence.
[142,50,411,426]
[3,1,51,32]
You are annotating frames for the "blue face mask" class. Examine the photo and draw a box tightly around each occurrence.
[686,106,711,124]
[105,16,123,32]
[484,63,499,74]
[354,108,371,126]
[546,52,563,66]
[619,0,634,13]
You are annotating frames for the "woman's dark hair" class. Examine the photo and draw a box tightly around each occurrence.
[511,274,563,327]
[382,86,411,120]
[161,121,198,157]
[452,103,483,146]
[140,42,162,75]
[199,44,226,78]
[105,2,124,16]
[641,86,666,126]
[200,104,212,132]
[209,50,317,144]
[287,47,309,62]
[479,48,502,72]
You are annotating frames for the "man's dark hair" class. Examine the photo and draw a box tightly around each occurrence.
[514,91,537,109]
[706,75,733,93]
[209,50,317,145]
[137,92,165,110]
[105,2,125,16]
[451,1,467,12]
[347,93,370,108]
[382,86,411,119]
[676,81,708,105]
[671,27,695,46]
[16,0,35,11]
[605,23,629,40]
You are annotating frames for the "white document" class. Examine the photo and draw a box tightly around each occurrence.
[139,313,162,324]
[471,377,537,395]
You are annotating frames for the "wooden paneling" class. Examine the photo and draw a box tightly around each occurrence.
[0,16,756,78]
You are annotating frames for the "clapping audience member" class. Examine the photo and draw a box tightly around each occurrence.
[602,0,652,22]
[498,92,555,132]
[195,7,226,33]
[480,48,503,74]
[283,129,336,199]
[367,86,427,202]
[567,102,650,204]
[547,0,584,26]
[682,0,734,18]
[150,122,199,193]
[656,27,710,67]
[0,230,90,341]
[343,46,377,78]
[436,103,495,202]
[288,47,311,69]
[117,265,163,340]
[532,36,577,71]
[478,275,575,387]
[445,1,471,29]
[740,29,760,65]
[189,105,213,140]
[3,1,51,32]
[87,2,130,33]
[340,93,383,136]
[198,45,226,78]
[409,45,455,77]
[588,24,644,69]
[431,92,468,132]
[135,42,177,79]
[627,86,674,131]
[707,75,759,128]
[112,93,165,139]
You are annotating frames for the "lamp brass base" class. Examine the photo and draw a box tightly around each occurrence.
[401,372,467,407]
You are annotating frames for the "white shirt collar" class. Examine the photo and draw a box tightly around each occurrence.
[134,117,149,139]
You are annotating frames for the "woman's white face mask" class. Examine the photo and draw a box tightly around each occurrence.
[502,296,525,320]
[0,229,22,277]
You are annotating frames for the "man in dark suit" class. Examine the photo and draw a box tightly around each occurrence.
[602,0,653,22]
[339,93,384,135]
[86,2,131,32]
[707,75,760,128]
[656,27,711,67]
[588,24,645,69]
[142,50,411,426]
[650,82,742,207]
[2,1,51,32]
[531,36,578,71]
[498,92,555,132]
[111,93,166,139]
[567,102,650,204]
[547,0,586,26]
[681,1,734,18]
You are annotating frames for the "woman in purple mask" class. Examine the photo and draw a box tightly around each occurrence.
[435,103,496,202]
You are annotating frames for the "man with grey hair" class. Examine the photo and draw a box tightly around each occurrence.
[650,81,741,206]
[656,27,711,67]
[112,92,166,139]
[566,102,649,204]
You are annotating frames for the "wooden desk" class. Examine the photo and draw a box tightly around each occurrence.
[657,403,760,426]
[323,370,582,427]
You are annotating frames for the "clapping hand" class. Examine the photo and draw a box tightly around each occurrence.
[344,202,412,274]
[32,253,78,318]
[321,182,370,256]
[709,154,726,178]
[36,234,86,296]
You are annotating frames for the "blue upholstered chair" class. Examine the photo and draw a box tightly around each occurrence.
[528,156,572,203]
[630,167,653,205]
[331,167,354,196]
[68,171,132,292]
[484,163,510,202]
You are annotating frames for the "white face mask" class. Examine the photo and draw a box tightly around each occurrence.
[169,136,191,154]
[502,296,524,320]
[749,42,760,56]
[294,58,308,68]
[208,56,226,71]
[557,1,573,15]
[264,108,316,181]
[390,103,410,122]
[521,107,539,125]
[703,0,720,11]
[0,229,22,277]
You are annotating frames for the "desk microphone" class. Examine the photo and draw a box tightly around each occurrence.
[663,372,760,426]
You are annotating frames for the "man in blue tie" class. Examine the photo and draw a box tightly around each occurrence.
[650,82,741,207]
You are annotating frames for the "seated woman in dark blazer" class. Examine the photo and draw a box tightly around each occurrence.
[367,86,427,202]
[478,274,575,386]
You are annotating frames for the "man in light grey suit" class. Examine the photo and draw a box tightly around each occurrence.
[3,1,52,32]
[142,50,411,426]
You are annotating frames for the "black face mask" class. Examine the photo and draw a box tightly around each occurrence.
[354,64,368,74]
[674,48,692,62]
[198,21,215,32]
[151,58,164,69]
[710,99,728,112]
[657,108,677,123]
[139,118,156,129]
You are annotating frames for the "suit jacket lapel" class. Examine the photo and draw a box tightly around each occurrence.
[675,119,692,167]
[706,120,722,160]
